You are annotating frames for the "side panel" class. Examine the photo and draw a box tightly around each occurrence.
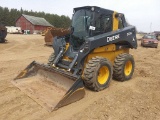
[84,44,129,66]
[88,26,137,49]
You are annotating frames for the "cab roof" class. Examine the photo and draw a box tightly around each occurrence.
[73,6,114,15]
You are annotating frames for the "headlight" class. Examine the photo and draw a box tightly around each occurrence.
[91,7,94,11]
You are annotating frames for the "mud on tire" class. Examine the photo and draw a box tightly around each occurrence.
[113,53,135,81]
[83,56,112,91]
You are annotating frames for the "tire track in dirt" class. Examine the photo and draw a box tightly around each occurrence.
[69,78,160,120]
[0,37,28,52]
[0,42,17,52]
[0,42,36,61]
[0,35,50,120]
[0,95,41,120]
[0,34,47,56]
[42,81,123,120]
[0,85,42,120]
[17,109,46,120]
[0,42,20,52]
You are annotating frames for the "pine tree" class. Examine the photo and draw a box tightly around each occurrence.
[0,6,71,28]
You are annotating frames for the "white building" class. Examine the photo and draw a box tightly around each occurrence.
[6,26,22,34]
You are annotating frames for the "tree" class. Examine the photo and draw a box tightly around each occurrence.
[0,6,71,28]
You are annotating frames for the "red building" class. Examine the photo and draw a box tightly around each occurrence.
[16,14,53,34]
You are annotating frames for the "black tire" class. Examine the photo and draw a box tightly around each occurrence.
[0,38,5,43]
[47,52,55,66]
[83,56,112,91]
[141,43,143,47]
[155,45,158,48]
[113,53,135,81]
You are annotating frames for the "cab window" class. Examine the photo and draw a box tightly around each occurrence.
[118,17,124,29]
[94,15,112,35]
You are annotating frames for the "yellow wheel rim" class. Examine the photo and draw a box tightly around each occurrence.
[124,60,132,76]
[98,66,109,85]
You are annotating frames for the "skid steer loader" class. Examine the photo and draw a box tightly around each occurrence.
[13,6,137,111]
[0,23,7,43]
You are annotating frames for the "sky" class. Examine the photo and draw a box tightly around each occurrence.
[1,0,160,33]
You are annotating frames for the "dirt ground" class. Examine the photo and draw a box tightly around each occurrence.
[0,34,160,120]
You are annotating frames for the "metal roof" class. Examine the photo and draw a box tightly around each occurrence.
[22,14,53,27]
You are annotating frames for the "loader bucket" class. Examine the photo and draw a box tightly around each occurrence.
[12,61,85,112]
[44,27,70,45]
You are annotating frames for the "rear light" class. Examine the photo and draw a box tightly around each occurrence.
[143,40,148,43]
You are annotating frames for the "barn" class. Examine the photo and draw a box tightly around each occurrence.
[16,14,53,34]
